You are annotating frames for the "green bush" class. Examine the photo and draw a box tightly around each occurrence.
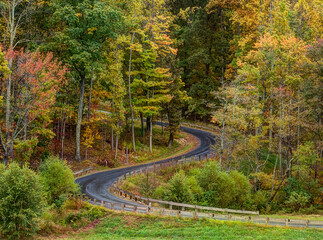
[164,170,194,203]
[285,191,310,212]
[229,170,251,208]
[197,162,251,208]
[249,190,269,212]
[0,163,44,239]
[39,156,79,206]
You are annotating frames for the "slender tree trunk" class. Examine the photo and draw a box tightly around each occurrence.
[279,88,283,177]
[168,132,174,148]
[115,120,119,159]
[128,31,136,152]
[61,114,66,160]
[271,155,278,197]
[4,57,13,164]
[219,103,226,169]
[161,112,164,135]
[146,116,151,132]
[149,117,153,153]
[111,102,114,151]
[75,75,86,161]
[140,113,145,137]
[23,112,28,141]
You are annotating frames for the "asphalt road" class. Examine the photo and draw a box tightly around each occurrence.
[76,123,216,206]
[75,125,323,229]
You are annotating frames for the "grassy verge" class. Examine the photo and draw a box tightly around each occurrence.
[50,211,322,240]
[259,214,323,221]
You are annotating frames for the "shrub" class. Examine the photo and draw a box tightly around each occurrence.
[249,190,269,212]
[0,163,44,239]
[229,170,251,208]
[164,170,194,203]
[39,156,79,206]
[285,191,310,212]
[197,162,251,208]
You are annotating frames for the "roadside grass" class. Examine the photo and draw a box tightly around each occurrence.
[259,214,323,221]
[59,211,322,240]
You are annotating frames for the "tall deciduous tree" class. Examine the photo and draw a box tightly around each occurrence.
[49,0,121,161]
[0,49,67,164]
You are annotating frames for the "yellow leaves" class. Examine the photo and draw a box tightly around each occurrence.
[87,27,98,35]
[82,126,101,149]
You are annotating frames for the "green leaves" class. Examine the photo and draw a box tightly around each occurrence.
[50,0,122,71]
[39,156,79,206]
[0,163,44,239]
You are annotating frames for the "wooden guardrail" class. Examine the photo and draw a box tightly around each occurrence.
[110,152,259,216]
[112,186,259,215]
[78,194,323,228]
[73,167,93,177]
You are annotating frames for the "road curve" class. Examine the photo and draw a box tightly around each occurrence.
[76,124,216,206]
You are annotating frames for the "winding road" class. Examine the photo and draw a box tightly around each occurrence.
[76,123,216,206]
[75,124,323,229]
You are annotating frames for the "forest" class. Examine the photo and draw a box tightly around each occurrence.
[0,0,322,239]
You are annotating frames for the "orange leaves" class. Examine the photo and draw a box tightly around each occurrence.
[5,48,68,116]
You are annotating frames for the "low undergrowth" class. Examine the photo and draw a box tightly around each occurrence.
[119,160,321,215]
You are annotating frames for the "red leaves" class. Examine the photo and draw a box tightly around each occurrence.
[5,48,68,117]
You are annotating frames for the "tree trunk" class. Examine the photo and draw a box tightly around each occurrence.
[61,114,66,160]
[146,116,151,132]
[140,113,145,137]
[168,132,174,148]
[128,31,136,152]
[149,117,153,153]
[75,75,85,161]
[114,133,119,159]
[161,112,164,135]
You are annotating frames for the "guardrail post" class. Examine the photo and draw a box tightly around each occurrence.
[177,210,181,217]
[101,200,104,206]
[121,204,125,212]
[110,203,114,210]
[193,205,198,219]
[306,220,309,228]
[94,199,97,205]
[266,217,269,225]
[285,219,289,226]
[228,215,232,221]
[169,204,172,210]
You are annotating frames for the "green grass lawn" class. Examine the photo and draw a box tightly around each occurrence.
[62,211,322,240]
